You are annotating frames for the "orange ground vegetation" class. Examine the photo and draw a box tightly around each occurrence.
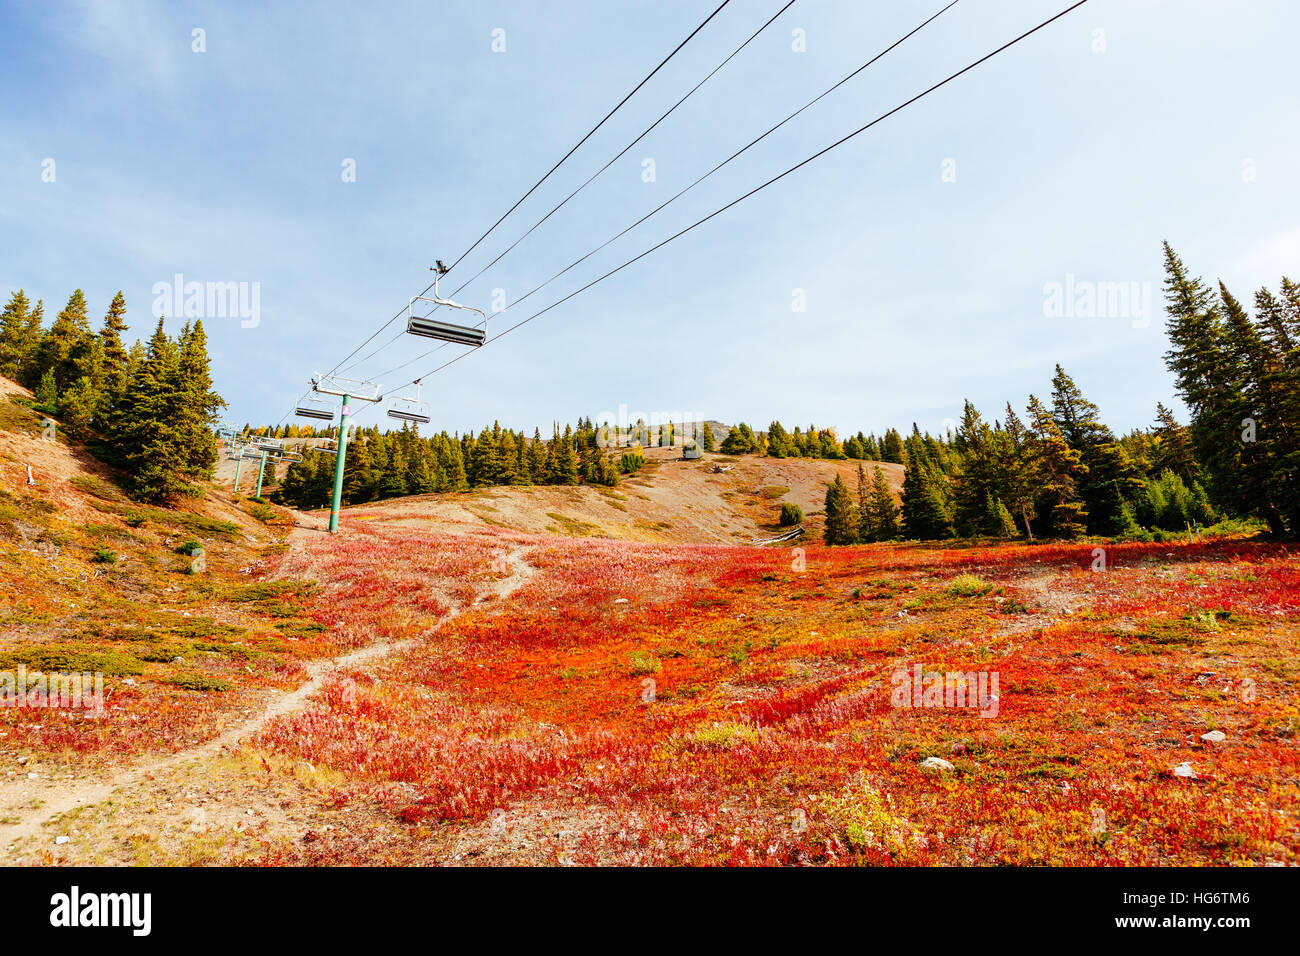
[247,524,1299,865]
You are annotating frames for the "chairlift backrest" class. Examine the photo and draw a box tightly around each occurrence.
[404,268,488,346]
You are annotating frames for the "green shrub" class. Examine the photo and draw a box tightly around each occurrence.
[91,547,118,564]
[0,647,144,676]
[627,650,661,676]
[167,673,233,692]
[70,474,128,503]
[944,573,991,597]
[684,722,761,751]
[779,502,804,526]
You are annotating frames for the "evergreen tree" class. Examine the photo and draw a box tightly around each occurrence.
[900,454,953,540]
[1002,404,1038,539]
[107,318,195,501]
[552,425,579,484]
[99,291,130,389]
[1050,365,1143,534]
[35,368,58,409]
[700,421,715,452]
[822,474,858,545]
[720,422,758,454]
[862,465,899,541]
[855,463,870,540]
[1025,394,1087,538]
[34,290,92,392]
[880,428,906,464]
[1152,402,1199,485]
[0,291,35,380]
[173,320,223,480]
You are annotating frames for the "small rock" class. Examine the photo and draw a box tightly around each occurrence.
[919,756,955,773]
[172,656,186,665]
[1200,730,1227,745]
[54,835,69,845]
[1172,761,1198,779]
[294,760,316,776]
[613,598,629,604]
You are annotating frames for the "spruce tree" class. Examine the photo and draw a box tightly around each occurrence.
[174,320,223,480]
[99,291,130,389]
[822,474,858,545]
[1025,394,1087,538]
[34,290,92,392]
[864,465,899,540]
[0,291,33,380]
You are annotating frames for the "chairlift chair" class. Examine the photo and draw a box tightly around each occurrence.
[387,381,431,425]
[295,395,336,422]
[405,262,488,347]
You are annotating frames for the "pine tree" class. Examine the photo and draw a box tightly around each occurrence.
[700,421,715,452]
[99,291,129,389]
[1152,403,1199,485]
[0,291,34,380]
[1161,242,1253,522]
[1050,365,1143,534]
[343,435,375,503]
[34,290,92,392]
[855,463,870,540]
[900,454,953,540]
[173,320,223,480]
[720,422,757,454]
[35,368,58,409]
[1025,394,1087,538]
[880,428,906,464]
[863,465,899,540]
[108,318,192,501]
[1002,404,1038,539]
[822,474,858,545]
[553,425,579,484]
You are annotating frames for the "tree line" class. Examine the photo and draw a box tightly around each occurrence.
[819,245,1298,544]
[0,289,223,501]
[275,418,625,509]
[718,419,906,462]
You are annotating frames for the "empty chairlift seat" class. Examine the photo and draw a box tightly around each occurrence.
[387,382,431,425]
[405,313,487,346]
[295,396,336,421]
[404,265,488,347]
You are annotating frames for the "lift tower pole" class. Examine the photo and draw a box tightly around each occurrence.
[328,396,351,534]
[255,450,269,498]
[305,374,382,536]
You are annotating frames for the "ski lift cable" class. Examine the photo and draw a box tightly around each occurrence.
[363,0,967,384]
[308,0,737,393]
[440,0,801,306]
[368,0,1090,402]
[333,0,791,382]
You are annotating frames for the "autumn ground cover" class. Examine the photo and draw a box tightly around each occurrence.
[4,378,1297,865]
[233,519,1298,866]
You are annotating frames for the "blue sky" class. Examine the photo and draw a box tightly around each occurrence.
[2,0,1297,438]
